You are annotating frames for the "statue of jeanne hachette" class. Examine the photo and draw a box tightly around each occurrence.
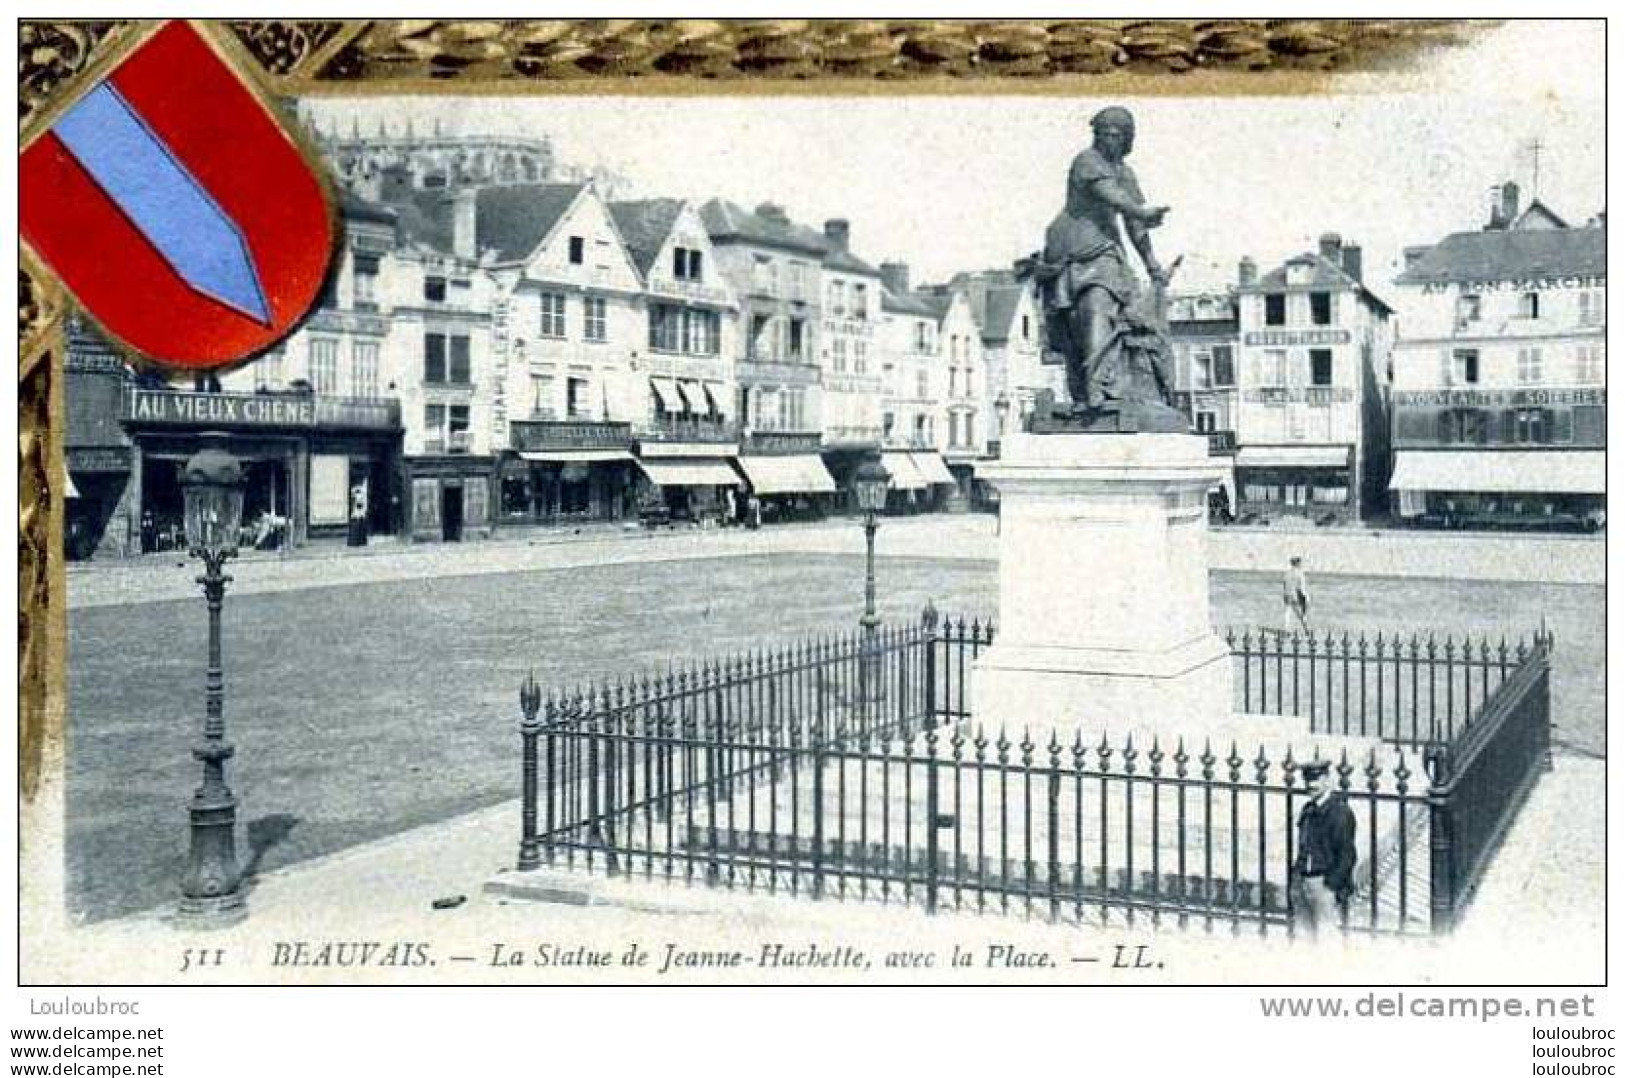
[1018,106,1187,433]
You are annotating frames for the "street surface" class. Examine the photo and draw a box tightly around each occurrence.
[64,516,1602,923]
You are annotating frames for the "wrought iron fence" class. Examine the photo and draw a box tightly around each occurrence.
[1225,627,1546,751]
[1425,631,1553,930]
[514,611,1553,936]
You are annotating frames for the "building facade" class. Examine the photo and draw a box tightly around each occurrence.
[1232,234,1394,523]
[1387,183,1605,530]
[702,200,839,513]
[610,197,743,523]
[817,218,886,491]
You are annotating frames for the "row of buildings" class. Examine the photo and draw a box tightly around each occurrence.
[65,128,1604,557]
[66,130,1060,557]
[1167,181,1605,531]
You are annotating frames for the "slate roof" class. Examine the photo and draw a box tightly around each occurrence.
[1395,225,1605,286]
[977,286,1023,344]
[1246,252,1394,315]
[824,247,883,278]
[700,199,828,255]
[607,198,686,277]
[881,289,941,318]
[476,183,585,264]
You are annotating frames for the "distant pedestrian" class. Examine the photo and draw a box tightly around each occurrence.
[747,494,762,530]
[1283,555,1310,637]
[1291,761,1357,938]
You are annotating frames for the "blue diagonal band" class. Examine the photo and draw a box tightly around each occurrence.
[54,81,272,325]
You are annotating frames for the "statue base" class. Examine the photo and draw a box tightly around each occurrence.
[972,432,1233,743]
[1027,391,1188,435]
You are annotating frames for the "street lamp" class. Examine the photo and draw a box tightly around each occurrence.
[178,433,247,924]
[851,455,891,731]
[851,454,892,635]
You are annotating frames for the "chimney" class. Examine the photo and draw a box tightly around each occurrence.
[379,164,414,203]
[444,188,477,260]
[1340,244,1363,283]
[823,218,850,252]
[1318,232,1343,262]
[1237,257,1257,287]
[881,261,911,295]
[1502,181,1521,227]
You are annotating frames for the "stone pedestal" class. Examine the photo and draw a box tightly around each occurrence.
[973,432,1233,744]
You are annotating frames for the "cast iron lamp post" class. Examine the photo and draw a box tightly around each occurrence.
[178,433,247,924]
[850,455,892,727]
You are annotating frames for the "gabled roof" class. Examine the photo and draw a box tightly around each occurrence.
[607,198,687,277]
[700,199,828,256]
[1396,225,1605,286]
[1512,199,1569,230]
[476,183,586,264]
[1248,252,1393,315]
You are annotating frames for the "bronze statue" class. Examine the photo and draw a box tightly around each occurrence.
[1018,107,1186,433]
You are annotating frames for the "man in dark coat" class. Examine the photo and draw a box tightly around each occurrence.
[1292,761,1357,937]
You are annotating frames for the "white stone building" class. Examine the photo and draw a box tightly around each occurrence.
[1386,183,1606,529]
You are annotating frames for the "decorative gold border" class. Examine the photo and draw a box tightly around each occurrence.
[16,18,1491,805]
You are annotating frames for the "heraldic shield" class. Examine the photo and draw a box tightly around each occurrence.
[21,21,335,369]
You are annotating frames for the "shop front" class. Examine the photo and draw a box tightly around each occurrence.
[1388,449,1605,532]
[65,446,132,560]
[498,420,638,529]
[121,388,401,555]
[634,443,742,526]
[1233,444,1355,523]
[735,433,838,524]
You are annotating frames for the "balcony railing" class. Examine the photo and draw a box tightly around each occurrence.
[641,417,741,444]
[510,419,634,452]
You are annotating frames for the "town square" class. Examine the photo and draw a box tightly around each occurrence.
[20,21,1605,991]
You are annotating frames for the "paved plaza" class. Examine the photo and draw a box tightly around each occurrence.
[63,517,1602,924]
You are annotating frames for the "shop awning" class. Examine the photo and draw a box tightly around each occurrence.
[518,450,635,464]
[1236,445,1352,469]
[880,451,928,491]
[648,378,679,412]
[636,459,740,488]
[675,381,705,413]
[736,454,838,495]
[908,452,956,486]
[1388,450,1605,495]
[703,382,727,418]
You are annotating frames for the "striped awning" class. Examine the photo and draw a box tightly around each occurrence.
[649,377,679,411]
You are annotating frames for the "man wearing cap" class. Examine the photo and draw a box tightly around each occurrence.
[1292,761,1357,936]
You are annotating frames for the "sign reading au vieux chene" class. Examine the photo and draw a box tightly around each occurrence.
[125,389,398,430]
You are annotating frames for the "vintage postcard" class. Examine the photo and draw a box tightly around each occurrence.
[15,18,1606,1001]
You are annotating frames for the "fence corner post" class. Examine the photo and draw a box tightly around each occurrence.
[517,673,543,872]
[1426,746,1455,934]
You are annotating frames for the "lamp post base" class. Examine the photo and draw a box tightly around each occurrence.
[174,891,248,929]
